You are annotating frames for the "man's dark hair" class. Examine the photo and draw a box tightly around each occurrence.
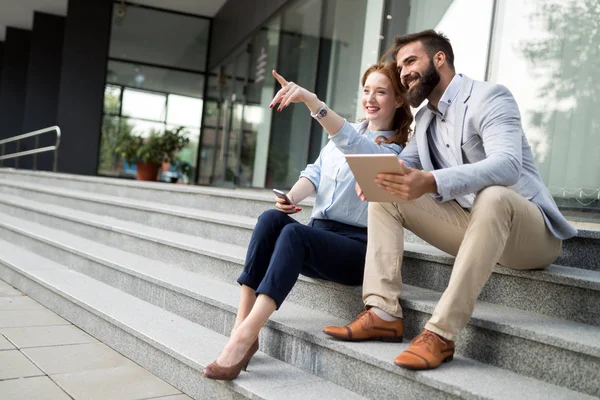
[389,30,455,70]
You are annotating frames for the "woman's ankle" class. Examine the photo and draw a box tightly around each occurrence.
[230,325,258,346]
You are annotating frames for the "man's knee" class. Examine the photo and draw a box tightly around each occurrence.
[473,186,518,210]
[368,201,402,217]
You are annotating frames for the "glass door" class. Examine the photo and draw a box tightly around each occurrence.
[223,50,250,186]
[206,50,250,187]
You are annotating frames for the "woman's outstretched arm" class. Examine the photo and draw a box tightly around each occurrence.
[269,70,345,136]
[269,70,401,155]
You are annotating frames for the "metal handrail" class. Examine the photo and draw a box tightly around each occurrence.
[0,126,61,172]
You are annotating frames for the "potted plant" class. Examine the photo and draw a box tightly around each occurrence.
[115,126,190,181]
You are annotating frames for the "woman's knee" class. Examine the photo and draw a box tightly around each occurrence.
[255,209,293,230]
[278,223,309,244]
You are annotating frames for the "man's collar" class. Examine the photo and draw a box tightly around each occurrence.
[427,74,463,116]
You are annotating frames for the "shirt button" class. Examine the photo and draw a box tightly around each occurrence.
[446,144,450,148]
[441,119,446,122]
[448,100,451,103]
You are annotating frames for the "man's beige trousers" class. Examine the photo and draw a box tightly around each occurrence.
[363,186,562,340]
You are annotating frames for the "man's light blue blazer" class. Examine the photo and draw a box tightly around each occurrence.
[399,74,577,240]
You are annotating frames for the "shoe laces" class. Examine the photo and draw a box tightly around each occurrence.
[413,331,445,347]
[350,310,373,329]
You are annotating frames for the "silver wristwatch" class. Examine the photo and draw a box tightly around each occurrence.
[310,102,329,120]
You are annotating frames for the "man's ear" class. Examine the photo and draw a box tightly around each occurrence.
[434,51,446,68]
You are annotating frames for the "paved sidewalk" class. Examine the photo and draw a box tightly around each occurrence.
[0,279,192,400]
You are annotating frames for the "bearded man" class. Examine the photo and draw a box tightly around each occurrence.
[322,30,577,370]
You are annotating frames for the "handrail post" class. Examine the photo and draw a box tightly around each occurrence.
[53,147,59,172]
[34,136,40,170]
[15,140,20,169]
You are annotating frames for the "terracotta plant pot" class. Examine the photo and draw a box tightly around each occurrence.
[136,162,160,181]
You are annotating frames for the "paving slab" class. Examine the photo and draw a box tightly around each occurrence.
[1,324,98,348]
[52,364,181,400]
[0,349,44,379]
[151,395,193,400]
[0,376,71,400]
[0,333,15,350]
[0,286,22,296]
[0,309,70,328]
[23,342,135,375]
[0,295,45,310]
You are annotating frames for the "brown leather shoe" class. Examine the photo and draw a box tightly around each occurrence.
[394,330,454,370]
[203,339,259,381]
[323,309,403,342]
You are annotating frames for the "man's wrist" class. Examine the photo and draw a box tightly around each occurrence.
[425,172,438,193]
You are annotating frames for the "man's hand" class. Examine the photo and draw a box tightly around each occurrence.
[375,161,437,201]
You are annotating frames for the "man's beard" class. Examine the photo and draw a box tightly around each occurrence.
[404,60,441,107]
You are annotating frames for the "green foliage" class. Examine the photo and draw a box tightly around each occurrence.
[114,127,191,165]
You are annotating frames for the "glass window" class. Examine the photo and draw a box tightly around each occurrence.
[100,5,208,183]
[488,0,600,218]
[121,89,166,122]
[321,0,368,122]
[245,16,281,188]
[109,4,209,72]
[406,0,494,81]
[167,95,203,128]
[126,118,165,138]
[103,85,121,114]
[266,0,323,189]
[107,60,205,98]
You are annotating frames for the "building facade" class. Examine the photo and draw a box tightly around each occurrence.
[0,0,598,221]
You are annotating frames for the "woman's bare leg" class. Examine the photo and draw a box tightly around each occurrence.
[215,294,276,367]
[232,285,257,333]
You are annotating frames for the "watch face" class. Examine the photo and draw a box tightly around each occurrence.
[318,108,328,118]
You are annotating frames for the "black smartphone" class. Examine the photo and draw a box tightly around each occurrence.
[272,189,294,205]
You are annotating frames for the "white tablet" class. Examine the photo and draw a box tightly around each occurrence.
[345,154,408,202]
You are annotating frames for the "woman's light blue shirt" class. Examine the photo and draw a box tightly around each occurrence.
[300,120,402,228]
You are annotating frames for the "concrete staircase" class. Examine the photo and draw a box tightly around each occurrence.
[0,168,598,400]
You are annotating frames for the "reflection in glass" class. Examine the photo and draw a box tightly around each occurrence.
[107,60,205,98]
[109,5,209,72]
[490,0,600,218]
[245,16,281,188]
[198,127,217,185]
[267,0,323,188]
[211,62,234,184]
[203,102,219,127]
[406,0,493,81]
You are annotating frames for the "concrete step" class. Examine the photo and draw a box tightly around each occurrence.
[0,176,596,270]
[0,191,598,327]
[0,241,365,400]
[1,210,600,396]
[0,168,315,222]
[0,237,593,400]
[0,178,258,247]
